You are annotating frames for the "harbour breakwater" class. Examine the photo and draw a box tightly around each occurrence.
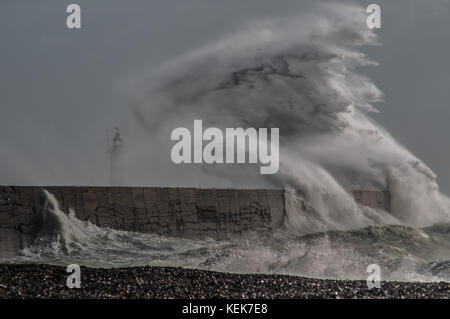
[0,186,390,258]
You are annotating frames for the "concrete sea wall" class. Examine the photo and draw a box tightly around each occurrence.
[0,186,390,258]
[350,190,391,212]
[0,186,285,258]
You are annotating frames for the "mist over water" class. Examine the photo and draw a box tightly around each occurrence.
[4,3,450,282]
[8,190,450,282]
[127,3,450,228]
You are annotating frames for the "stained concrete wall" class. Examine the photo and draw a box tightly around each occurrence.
[0,186,390,259]
[351,190,391,212]
[0,186,285,258]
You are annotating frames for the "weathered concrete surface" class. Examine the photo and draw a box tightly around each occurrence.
[0,187,40,259]
[0,187,285,258]
[351,190,391,212]
[0,186,390,259]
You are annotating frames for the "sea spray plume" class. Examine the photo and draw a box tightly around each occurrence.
[13,190,450,281]
[18,190,226,267]
[32,189,104,255]
[130,3,450,230]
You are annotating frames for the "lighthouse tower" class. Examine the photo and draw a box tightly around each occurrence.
[108,127,124,186]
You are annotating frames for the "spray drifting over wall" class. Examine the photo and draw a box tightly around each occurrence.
[127,3,450,229]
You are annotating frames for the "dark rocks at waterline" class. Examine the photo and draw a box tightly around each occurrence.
[0,264,448,299]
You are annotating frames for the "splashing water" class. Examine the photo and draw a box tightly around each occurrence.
[128,3,450,229]
[15,190,225,268]
[6,190,450,282]
[5,3,450,283]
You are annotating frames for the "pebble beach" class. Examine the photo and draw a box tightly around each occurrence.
[0,264,448,299]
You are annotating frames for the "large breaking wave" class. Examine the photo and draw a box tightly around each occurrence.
[6,3,450,282]
[8,190,450,282]
[129,3,450,229]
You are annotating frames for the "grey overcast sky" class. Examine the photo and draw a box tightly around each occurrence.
[1,0,450,193]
